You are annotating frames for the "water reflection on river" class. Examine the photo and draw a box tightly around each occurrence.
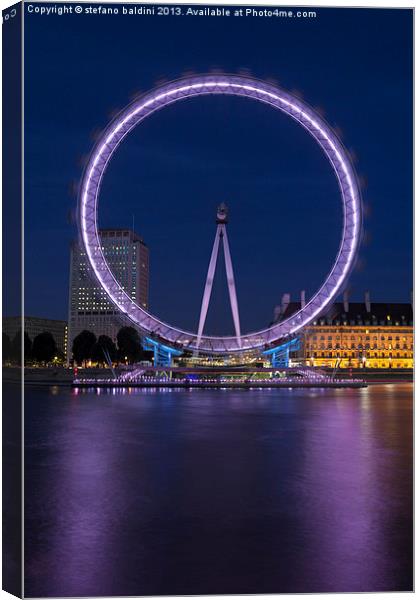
[24,383,412,596]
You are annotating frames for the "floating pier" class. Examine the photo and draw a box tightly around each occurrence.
[72,376,367,390]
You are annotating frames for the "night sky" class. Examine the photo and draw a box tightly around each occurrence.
[23,4,413,335]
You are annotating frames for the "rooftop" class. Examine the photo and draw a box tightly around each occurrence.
[277,301,413,327]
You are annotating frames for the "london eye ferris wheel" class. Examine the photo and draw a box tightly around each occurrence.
[78,74,362,355]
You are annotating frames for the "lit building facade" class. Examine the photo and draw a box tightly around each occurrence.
[3,316,68,355]
[67,229,149,361]
[277,296,413,369]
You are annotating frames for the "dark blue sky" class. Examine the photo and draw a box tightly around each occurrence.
[24,4,413,335]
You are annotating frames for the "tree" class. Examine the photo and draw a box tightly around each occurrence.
[24,332,32,362]
[72,330,97,365]
[5,331,33,365]
[92,335,117,366]
[117,326,142,363]
[11,331,22,364]
[32,332,57,364]
[2,333,11,363]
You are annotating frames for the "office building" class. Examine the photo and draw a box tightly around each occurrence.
[67,229,149,361]
[3,316,68,355]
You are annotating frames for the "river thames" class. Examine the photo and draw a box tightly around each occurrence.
[24,383,412,597]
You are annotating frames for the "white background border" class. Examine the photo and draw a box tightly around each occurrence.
[0,1,415,599]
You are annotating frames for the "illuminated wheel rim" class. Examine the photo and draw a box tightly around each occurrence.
[79,75,362,354]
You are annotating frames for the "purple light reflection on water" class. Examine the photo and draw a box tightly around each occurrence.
[24,384,412,596]
[291,388,403,591]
